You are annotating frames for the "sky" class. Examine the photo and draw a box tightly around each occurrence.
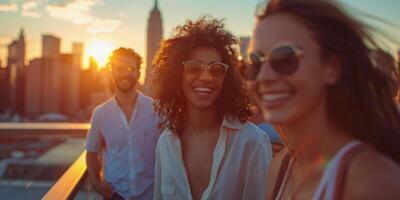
[0,0,399,75]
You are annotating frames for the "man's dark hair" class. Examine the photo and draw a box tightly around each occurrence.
[108,47,143,70]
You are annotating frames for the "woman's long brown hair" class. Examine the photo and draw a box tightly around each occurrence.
[258,0,400,164]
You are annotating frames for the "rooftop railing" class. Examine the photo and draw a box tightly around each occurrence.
[0,123,92,200]
[0,122,90,136]
[42,151,88,200]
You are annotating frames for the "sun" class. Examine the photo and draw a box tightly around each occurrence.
[84,40,114,68]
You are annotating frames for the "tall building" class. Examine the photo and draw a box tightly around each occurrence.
[0,67,8,113]
[24,58,53,118]
[7,29,26,67]
[144,0,163,96]
[79,57,98,111]
[25,58,42,118]
[42,60,61,114]
[25,42,82,119]
[42,34,60,59]
[6,28,26,116]
[72,43,83,67]
[67,43,83,115]
[58,54,72,114]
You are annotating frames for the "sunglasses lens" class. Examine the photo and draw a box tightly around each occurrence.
[245,53,262,80]
[209,63,227,79]
[112,66,136,73]
[185,62,203,77]
[270,46,299,75]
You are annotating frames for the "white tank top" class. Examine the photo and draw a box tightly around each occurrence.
[274,140,363,200]
[312,140,362,200]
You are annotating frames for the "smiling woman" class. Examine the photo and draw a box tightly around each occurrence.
[84,40,114,68]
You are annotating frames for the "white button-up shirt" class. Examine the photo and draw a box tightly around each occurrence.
[86,92,161,199]
[154,116,272,200]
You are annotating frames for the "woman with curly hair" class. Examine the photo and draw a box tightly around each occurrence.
[245,0,400,199]
[152,17,272,200]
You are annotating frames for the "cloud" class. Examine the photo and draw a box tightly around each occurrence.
[0,2,18,12]
[118,12,126,19]
[86,19,121,34]
[46,0,101,24]
[22,1,41,18]
[0,0,120,34]
[0,0,41,18]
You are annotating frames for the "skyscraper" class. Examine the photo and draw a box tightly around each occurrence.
[25,58,53,118]
[58,53,75,116]
[144,0,163,96]
[7,29,26,67]
[0,67,8,113]
[6,28,26,116]
[68,43,83,115]
[79,57,98,111]
[25,41,82,119]
[42,34,60,59]
[41,34,61,114]
[72,43,83,67]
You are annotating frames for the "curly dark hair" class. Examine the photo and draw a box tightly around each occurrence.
[153,16,252,136]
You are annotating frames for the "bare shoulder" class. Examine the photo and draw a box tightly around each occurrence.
[266,147,289,198]
[344,150,400,200]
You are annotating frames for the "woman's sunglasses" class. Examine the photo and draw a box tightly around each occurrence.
[244,43,303,80]
[183,60,229,79]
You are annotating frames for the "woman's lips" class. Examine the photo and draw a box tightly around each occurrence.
[259,91,294,108]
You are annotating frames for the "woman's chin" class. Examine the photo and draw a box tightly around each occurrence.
[262,112,293,125]
[188,100,216,111]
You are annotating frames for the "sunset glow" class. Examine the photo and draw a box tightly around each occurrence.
[84,40,114,68]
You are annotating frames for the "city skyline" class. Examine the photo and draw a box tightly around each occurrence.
[0,0,399,75]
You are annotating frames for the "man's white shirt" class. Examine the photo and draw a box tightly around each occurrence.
[86,92,161,199]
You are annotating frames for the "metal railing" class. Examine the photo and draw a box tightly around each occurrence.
[0,123,91,200]
[42,151,88,200]
[0,123,89,137]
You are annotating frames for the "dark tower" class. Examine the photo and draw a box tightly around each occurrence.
[6,28,26,117]
[144,0,163,96]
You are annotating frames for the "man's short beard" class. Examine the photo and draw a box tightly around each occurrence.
[115,81,136,93]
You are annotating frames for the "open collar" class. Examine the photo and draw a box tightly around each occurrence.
[221,115,245,131]
[166,115,244,136]
[111,91,144,111]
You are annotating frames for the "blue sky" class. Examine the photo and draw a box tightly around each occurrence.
[0,0,399,69]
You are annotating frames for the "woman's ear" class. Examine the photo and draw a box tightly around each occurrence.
[324,55,342,85]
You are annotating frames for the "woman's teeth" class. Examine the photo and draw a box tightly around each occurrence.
[262,93,291,101]
[193,87,212,94]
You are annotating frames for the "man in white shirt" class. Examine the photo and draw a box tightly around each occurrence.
[86,48,161,200]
